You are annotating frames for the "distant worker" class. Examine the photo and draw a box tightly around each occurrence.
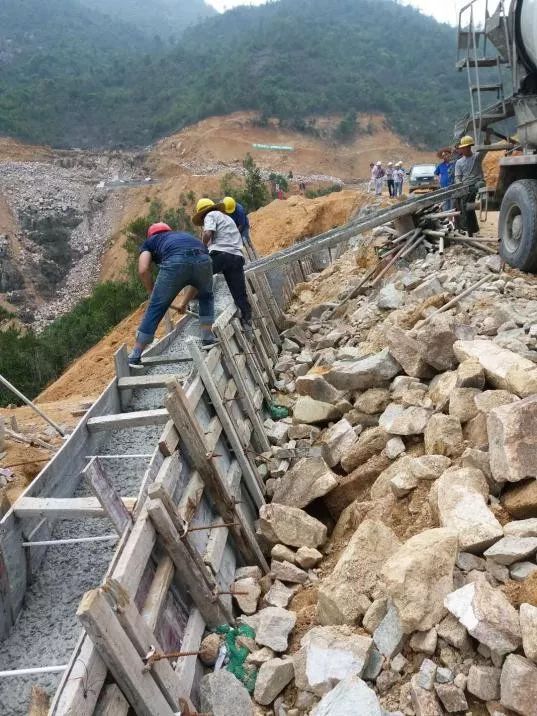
[386,162,395,197]
[223,196,257,259]
[393,162,405,197]
[435,150,455,210]
[193,198,253,333]
[128,222,215,365]
[454,136,484,237]
[372,161,385,196]
[368,162,375,193]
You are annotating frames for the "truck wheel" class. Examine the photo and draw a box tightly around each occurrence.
[499,179,537,272]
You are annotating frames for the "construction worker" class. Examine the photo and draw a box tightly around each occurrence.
[368,162,375,193]
[128,222,215,365]
[393,162,405,197]
[223,196,257,259]
[386,162,395,197]
[435,150,455,210]
[372,161,385,196]
[193,198,253,333]
[454,136,484,237]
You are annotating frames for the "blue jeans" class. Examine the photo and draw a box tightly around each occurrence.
[137,253,214,344]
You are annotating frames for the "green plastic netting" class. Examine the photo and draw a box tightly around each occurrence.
[215,624,258,692]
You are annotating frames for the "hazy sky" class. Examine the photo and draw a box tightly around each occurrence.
[206,0,492,26]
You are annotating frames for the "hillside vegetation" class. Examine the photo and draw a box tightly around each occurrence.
[0,0,467,148]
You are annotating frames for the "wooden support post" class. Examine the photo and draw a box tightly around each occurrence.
[114,345,132,410]
[158,421,180,457]
[174,608,205,697]
[102,579,191,709]
[164,381,268,570]
[141,556,174,632]
[77,588,176,716]
[0,373,65,437]
[247,273,281,341]
[211,325,270,454]
[188,341,265,508]
[87,409,169,432]
[250,292,278,363]
[0,416,5,452]
[83,458,132,534]
[94,684,129,716]
[231,319,272,404]
[146,495,232,627]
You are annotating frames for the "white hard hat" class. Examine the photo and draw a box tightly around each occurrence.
[388,162,393,166]
[376,161,382,166]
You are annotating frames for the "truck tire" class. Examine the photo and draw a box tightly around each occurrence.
[499,179,537,272]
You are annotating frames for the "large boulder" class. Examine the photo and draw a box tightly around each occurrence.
[445,577,521,657]
[424,414,464,457]
[503,480,537,519]
[311,675,383,716]
[488,395,537,484]
[454,339,537,398]
[254,607,297,652]
[319,419,359,468]
[383,528,458,634]
[386,326,434,379]
[520,603,537,663]
[257,504,327,548]
[317,520,400,626]
[200,670,254,716]
[341,427,390,473]
[294,625,374,696]
[325,454,391,519]
[429,467,503,552]
[413,315,458,372]
[272,457,338,509]
[295,373,346,403]
[324,349,401,391]
[293,396,342,425]
[253,657,294,706]
[378,403,431,436]
[500,654,537,716]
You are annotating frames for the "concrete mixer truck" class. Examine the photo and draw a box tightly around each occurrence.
[457,0,537,270]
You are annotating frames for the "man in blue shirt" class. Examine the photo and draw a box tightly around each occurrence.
[128,222,215,364]
[435,151,455,189]
[223,196,257,259]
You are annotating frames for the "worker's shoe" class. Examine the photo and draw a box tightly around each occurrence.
[128,347,142,366]
[201,330,219,350]
[241,319,254,340]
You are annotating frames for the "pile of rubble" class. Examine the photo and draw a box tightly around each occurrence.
[198,239,537,716]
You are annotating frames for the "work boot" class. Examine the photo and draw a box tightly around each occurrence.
[128,347,142,366]
[241,319,254,340]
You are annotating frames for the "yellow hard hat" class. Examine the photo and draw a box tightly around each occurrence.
[223,196,236,214]
[458,135,475,148]
[193,198,219,226]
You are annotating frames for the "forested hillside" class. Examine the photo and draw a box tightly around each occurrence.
[78,0,215,37]
[0,0,467,149]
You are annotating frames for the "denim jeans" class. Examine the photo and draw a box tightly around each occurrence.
[387,179,395,197]
[137,252,214,344]
[210,250,252,323]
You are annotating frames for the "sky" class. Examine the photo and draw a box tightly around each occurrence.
[206,0,492,26]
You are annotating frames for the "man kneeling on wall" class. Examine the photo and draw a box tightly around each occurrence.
[128,222,216,365]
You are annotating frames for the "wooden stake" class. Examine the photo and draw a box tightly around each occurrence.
[77,588,176,716]
[0,373,65,437]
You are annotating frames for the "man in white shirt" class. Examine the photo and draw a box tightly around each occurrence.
[193,198,252,329]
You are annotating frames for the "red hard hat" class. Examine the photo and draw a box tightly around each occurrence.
[147,222,172,238]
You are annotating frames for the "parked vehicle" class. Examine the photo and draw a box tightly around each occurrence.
[457,0,537,271]
[408,164,438,193]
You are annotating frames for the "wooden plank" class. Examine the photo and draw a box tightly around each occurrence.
[232,319,273,405]
[146,496,231,627]
[174,608,205,697]
[14,496,136,520]
[250,292,278,362]
[84,458,132,535]
[141,556,174,632]
[0,543,13,640]
[103,578,189,709]
[141,355,191,366]
[212,325,270,454]
[204,461,242,573]
[118,375,174,390]
[94,684,129,716]
[114,345,132,410]
[87,409,169,433]
[77,588,176,716]
[158,421,179,457]
[188,341,265,508]
[177,472,205,523]
[165,381,268,570]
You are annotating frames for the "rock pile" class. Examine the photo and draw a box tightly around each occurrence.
[200,240,537,715]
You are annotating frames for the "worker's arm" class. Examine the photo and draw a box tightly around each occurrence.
[202,229,215,246]
[138,251,154,294]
